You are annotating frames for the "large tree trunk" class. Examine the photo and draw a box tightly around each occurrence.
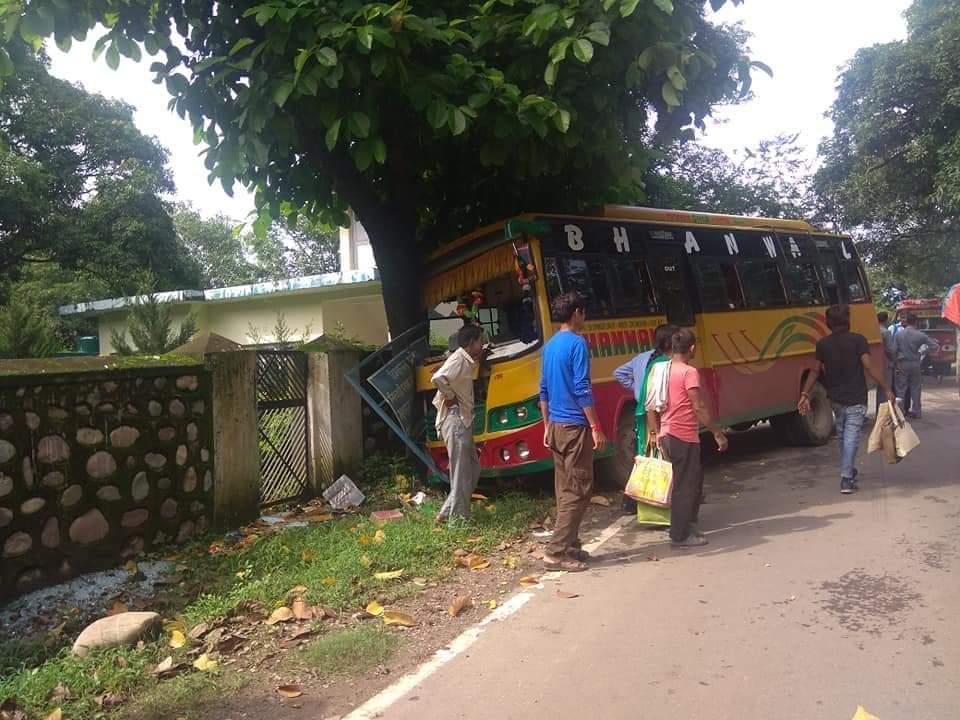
[353,204,423,338]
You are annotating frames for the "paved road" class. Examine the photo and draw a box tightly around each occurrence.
[371,382,960,720]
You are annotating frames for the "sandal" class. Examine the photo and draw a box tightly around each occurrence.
[566,547,590,562]
[543,554,588,572]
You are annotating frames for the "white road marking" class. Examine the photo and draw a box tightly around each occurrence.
[342,513,633,720]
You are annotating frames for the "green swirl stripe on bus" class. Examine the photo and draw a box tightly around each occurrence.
[756,312,828,361]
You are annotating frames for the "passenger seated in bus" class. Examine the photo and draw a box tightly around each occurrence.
[614,324,677,522]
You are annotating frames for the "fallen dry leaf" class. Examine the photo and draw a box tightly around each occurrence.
[374,569,404,581]
[266,606,295,625]
[496,541,512,551]
[107,600,129,616]
[358,534,371,545]
[305,512,333,523]
[471,492,488,500]
[467,536,483,543]
[289,627,316,641]
[852,707,880,720]
[192,653,218,672]
[48,683,71,704]
[292,598,313,621]
[154,656,174,674]
[519,575,540,587]
[590,495,611,507]
[276,685,303,698]
[94,693,122,709]
[486,600,498,609]
[315,606,338,620]
[215,634,245,654]
[468,557,491,571]
[382,611,416,627]
[452,548,469,558]
[187,622,210,641]
[412,577,428,587]
[373,529,386,544]
[289,585,308,595]
[448,595,473,617]
[502,556,518,570]
[556,590,580,599]
[322,577,337,585]
[43,708,62,720]
[169,629,187,649]
[301,548,316,562]
[365,600,385,617]
[359,554,373,568]
[124,560,139,574]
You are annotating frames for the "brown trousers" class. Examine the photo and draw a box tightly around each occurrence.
[546,423,594,556]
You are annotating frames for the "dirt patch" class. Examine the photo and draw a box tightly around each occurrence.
[816,568,923,635]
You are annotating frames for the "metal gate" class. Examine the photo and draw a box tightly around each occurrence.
[256,350,309,507]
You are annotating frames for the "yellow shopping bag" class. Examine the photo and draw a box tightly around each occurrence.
[624,448,673,507]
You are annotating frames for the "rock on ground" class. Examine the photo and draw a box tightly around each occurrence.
[72,611,161,657]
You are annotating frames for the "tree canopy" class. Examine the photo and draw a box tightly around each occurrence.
[0,0,765,333]
[815,0,960,297]
[0,42,198,291]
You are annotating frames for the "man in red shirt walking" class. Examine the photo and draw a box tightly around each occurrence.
[652,329,728,548]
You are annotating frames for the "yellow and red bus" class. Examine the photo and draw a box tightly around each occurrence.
[416,206,883,484]
[895,298,957,377]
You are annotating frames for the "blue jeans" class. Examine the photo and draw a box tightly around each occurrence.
[833,403,867,480]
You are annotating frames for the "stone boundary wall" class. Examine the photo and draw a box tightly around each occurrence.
[0,364,213,601]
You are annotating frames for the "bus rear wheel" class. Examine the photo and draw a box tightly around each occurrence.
[771,382,833,446]
[602,406,636,490]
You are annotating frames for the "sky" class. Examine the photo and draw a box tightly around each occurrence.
[48,0,912,223]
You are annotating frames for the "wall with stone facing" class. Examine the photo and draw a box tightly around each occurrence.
[0,365,213,601]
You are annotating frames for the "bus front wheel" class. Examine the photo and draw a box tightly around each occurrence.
[771,382,833,446]
[602,407,636,489]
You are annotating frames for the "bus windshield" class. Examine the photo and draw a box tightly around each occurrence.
[427,271,540,362]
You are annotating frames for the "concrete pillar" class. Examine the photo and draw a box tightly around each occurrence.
[307,348,362,492]
[206,350,260,528]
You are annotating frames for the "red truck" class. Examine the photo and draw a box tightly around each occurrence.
[895,298,957,379]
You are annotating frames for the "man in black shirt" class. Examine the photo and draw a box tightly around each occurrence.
[799,305,894,494]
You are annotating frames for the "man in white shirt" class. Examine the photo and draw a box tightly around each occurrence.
[431,324,486,523]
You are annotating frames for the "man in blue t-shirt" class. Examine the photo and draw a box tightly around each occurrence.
[538,292,608,572]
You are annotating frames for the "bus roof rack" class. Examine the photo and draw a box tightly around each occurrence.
[597,205,817,233]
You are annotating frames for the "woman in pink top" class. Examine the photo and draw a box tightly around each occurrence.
[652,329,728,547]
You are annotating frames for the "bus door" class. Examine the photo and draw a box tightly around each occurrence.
[648,245,695,326]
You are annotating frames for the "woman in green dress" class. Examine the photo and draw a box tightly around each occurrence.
[614,324,677,525]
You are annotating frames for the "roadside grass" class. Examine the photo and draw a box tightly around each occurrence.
[297,625,402,676]
[184,493,550,623]
[0,492,549,720]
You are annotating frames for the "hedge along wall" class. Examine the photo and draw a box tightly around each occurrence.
[0,363,213,601]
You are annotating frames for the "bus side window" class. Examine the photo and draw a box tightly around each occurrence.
[781,261,825,305]
[738,259,787,308]
[693,259,744,311]
[840,261,868,303]
[609,257,657,314]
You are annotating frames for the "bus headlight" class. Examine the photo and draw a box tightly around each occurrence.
[498,410,510,425]
[500,448,512,462]
[517,441,531,460]
[516,406,528,420]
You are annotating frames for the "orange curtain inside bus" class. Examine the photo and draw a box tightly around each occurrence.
[422,244,518,307]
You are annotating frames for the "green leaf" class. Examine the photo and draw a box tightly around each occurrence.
[468,93,491,109]
[357,26,373,51]
[572,39,593,64]
[55,34,72,53]
[636,47,655,70]
[294,48,311,80]
[315,47,338,67]
[0,48,12,77]
[325,119,342,151]
[449,107,467,136]
[371,53,387,77]
[229,38,256,56]
[348,111,371,138]
[255,6,277,26]
[662,81,680,107]
[373,137,387,164]
[195,56,226,73]
[544,62,558,86]
[653,0,674,14]
[144,34,160,55]
[549,38,571,63]
[554,108,571,133]
[584,24,610,47]
[620,0,641,17]
[667,66,686,90]
[165,74,189,94]
[427,101,449,130]
[273,80,294,107]
[603,0,617,9]
[352,141,373,171]
[105,44,120,71]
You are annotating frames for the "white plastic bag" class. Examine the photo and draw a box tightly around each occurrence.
[889,402,920,459]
